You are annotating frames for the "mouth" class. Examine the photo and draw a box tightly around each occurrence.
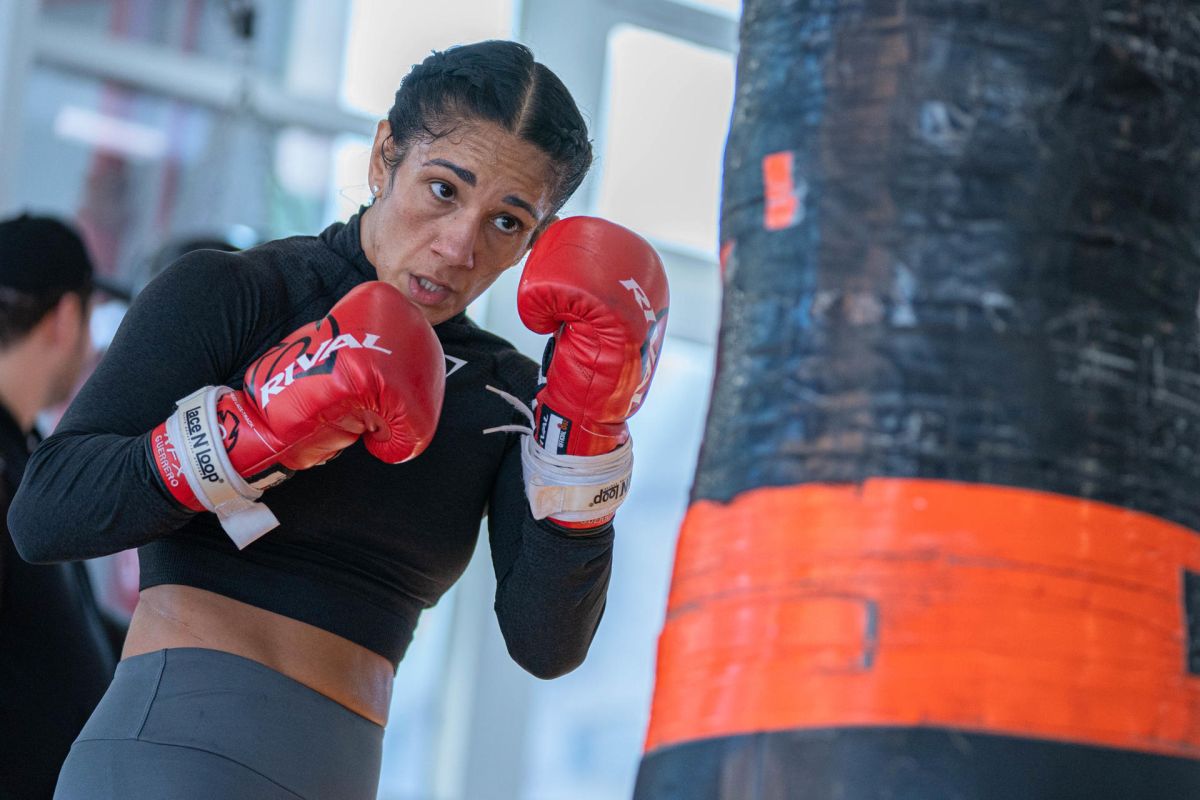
[408,273,453,305]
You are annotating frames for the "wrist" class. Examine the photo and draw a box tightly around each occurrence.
[538,515,615,537]
[154,386,281,548]
[520,436,632,523]
[549,513,615,531]
[149,421,204,511]
[481,383,634,530]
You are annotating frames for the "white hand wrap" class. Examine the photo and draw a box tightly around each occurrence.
[483,385,633,523]
[521,437,632,522]
[165,386,280,549]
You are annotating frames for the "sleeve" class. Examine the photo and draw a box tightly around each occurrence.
[0,468,14,601]
[0,515,7,607]
[487,428,615,680]
[8,253,270,564]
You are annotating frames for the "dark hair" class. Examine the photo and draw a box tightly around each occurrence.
[383,40,592,216]
[0,284,90,349]
[0,213,95,347]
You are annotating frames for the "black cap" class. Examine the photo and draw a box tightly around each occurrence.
[0,213,95,297]
[0,213,133,302]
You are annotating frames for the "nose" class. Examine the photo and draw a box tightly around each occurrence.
[432,211,478,269]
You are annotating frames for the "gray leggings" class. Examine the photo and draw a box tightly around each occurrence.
[54,648,384,800]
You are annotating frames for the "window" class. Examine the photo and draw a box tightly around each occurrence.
[672,0,742,16]
[595,25,735,257]
[378,594,459,799]
[38,0,297,79]
[341,0,515,115]
[18,66,341,287]
[20,66,219,285]
[329,133,375,223]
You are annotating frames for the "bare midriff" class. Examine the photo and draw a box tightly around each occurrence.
[123,585,394,726]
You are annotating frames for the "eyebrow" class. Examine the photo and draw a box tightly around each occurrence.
[424,158,541,223]
[503,194,539,222]
[425,158,475,186]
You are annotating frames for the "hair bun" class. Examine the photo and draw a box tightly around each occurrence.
[559,127,589,151]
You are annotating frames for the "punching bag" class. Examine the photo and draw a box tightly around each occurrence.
[636,1,1200,797]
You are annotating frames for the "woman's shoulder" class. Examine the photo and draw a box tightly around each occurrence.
[130,237,338,346]
[228,233,340,285]
[156,232,356,305]
[154,239,287,288]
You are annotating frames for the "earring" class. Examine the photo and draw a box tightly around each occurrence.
[371,184,380,196]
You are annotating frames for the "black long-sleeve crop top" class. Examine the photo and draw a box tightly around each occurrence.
[8,210,613,675]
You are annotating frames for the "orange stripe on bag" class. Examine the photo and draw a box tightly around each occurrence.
[762,151,802,230]
[645,479,1200,758]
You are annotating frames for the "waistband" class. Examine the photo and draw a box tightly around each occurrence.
[76,648,383,799]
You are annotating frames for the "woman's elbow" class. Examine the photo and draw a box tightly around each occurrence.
[7,505,66,563]
[499,616,595,679]
[507,642,587,680]
[7,470,87,563]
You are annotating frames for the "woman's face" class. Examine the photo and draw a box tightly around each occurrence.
[361,118,557,325]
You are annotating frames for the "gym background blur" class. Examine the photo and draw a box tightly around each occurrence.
[0,1,736,798]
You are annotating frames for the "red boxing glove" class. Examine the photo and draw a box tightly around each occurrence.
[150,281,445,547]
[516,216,669,527]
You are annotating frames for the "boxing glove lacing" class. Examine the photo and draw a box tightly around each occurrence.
[166,386,281,549]
[482,385,633,523]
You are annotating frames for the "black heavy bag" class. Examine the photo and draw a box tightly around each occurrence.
[637,1,1200,797]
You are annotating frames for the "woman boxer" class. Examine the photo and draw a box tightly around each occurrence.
[10,40,667,800]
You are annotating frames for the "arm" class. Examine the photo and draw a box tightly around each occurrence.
[11,270,444,563]
[488,435,614,679]
[486,217,669,678]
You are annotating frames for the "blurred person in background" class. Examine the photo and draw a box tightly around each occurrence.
[9,40,667,800]
[0,214,120,800]
[136,233,246,296]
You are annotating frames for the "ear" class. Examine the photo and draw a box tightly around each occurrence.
[368,119,393,198]
[47,292,86,349]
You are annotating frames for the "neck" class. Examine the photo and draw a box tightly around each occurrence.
[0,344,50,432]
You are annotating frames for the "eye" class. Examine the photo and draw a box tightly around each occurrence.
[430,181,454,201]
[493,215,522,234]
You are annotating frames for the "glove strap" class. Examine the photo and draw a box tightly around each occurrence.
[166,386,280,549]
[483,384,634,523]
[520,437,633,522]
